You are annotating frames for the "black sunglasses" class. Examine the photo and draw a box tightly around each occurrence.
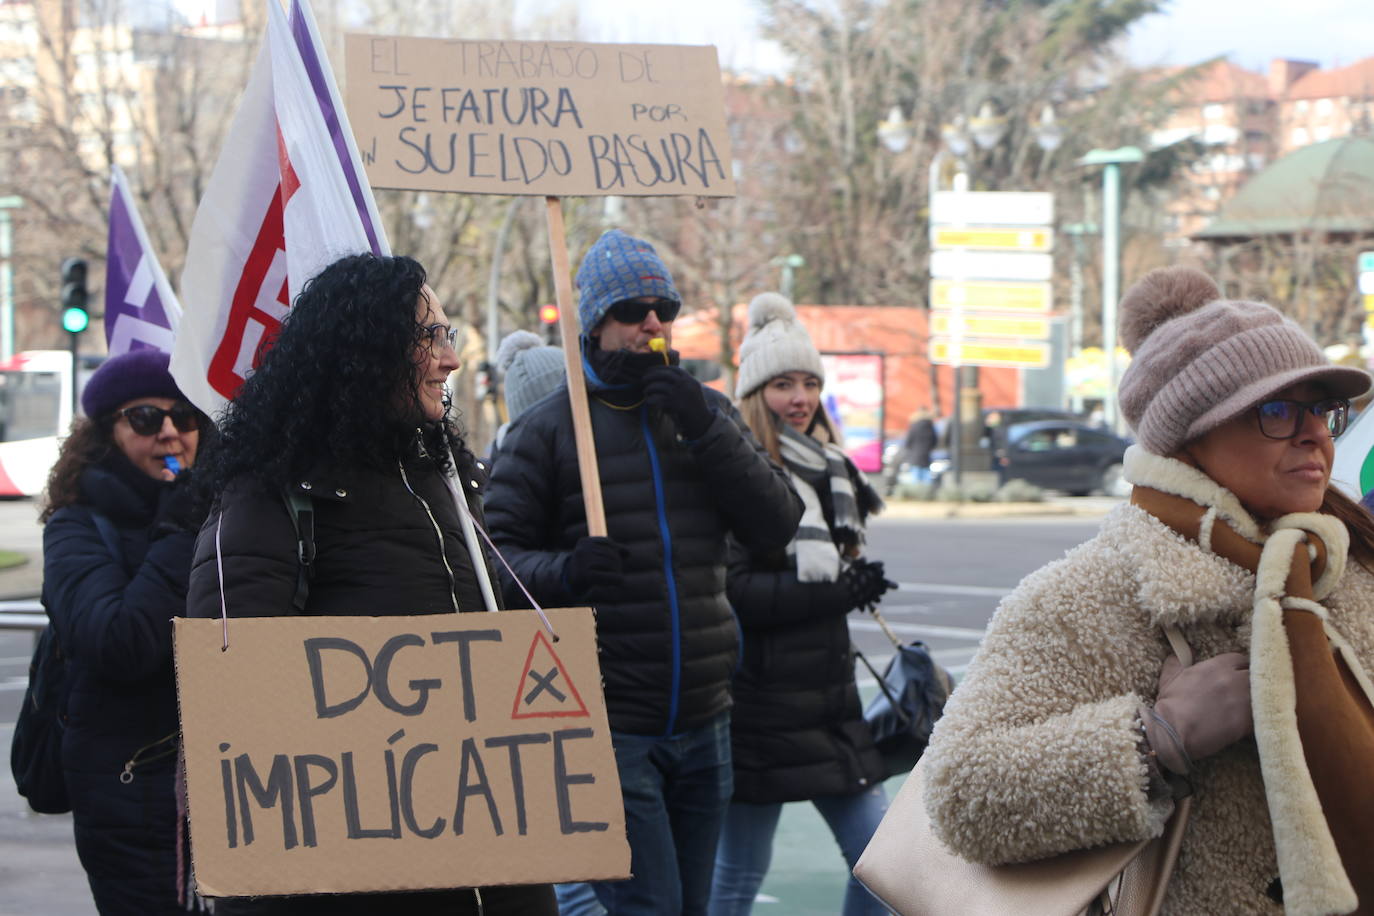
[608,298,681,325]
[114,403,199,436]
[1254,397,1350,440]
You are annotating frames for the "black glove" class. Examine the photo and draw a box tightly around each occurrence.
[152,471,208,537]
[564,536,630,599]
[839,558,898,612]
[642,365,714,440]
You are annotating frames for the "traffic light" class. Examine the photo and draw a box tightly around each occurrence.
[60,257,89,334]
[539,303,559,343]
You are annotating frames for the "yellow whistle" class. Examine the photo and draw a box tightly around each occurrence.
[649,337,666,353]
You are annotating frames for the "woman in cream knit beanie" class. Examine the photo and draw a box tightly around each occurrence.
[713,293,894,916]
[918,265,1374,915]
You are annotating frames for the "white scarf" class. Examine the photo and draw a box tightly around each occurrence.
[779,425,870,582]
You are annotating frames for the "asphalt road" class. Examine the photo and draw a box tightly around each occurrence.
[0,498,1108,915]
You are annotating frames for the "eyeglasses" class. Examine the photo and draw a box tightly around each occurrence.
[423,323,460,352]
[115,404,199,436]
[608,298,681,325]
[1254,397,1350,440]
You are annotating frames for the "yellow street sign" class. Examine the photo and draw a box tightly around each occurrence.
[932,226,1052,252]
[930,339,1051,368]
[931,279,1052,313]
[931,312,1051,339]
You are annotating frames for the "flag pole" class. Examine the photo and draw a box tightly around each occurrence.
[544,196,607,538]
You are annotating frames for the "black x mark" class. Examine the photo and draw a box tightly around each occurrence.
[524,667,567,705]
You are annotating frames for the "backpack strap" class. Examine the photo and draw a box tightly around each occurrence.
[88,510,123,572]
[281,490,315,613]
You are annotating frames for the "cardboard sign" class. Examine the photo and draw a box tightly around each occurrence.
[174,608,628,897]
[343,36,736,198]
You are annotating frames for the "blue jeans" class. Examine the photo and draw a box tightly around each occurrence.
[555,882,606,916]
[588,713,734,916]
[708,784,889,916]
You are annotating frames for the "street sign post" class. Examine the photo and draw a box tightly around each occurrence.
[1360,252,1374,366]
[931,313,1051,339]
[929,339,1050,368]
[928,189,1055,485]
[931,279,1052,313]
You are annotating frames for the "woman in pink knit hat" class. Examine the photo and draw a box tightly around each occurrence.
[916,267,1374,914]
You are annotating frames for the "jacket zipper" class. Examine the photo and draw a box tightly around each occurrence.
[398,462,461,613]
[641,408,683,736]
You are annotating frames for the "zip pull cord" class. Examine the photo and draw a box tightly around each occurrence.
[215,511,229,652]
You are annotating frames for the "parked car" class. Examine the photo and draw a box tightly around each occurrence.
[931,419,1131,496]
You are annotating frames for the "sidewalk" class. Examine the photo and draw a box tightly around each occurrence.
[0,554,40,601]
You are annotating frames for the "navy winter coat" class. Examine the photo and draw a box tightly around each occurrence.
[42,460,194,915]
[484,382,802,737]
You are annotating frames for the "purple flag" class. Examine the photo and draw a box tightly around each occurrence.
[105,164,181,356]
[288,0,387,257]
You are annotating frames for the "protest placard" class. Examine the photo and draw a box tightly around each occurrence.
[175,607,628,897]
[343,37,736,197]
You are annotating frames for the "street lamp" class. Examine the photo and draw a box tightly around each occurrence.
[772,254,805,300]
[1078,146,1144,433]
[0,196,20,362]
[1035,104,1063,154]
[969,101,1007,152]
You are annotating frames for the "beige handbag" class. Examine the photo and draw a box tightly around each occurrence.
[854,626,1193,916]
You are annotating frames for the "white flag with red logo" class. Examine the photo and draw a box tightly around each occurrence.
[171,0,389,417]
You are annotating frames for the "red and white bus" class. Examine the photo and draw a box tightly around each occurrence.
[0,351,78,497]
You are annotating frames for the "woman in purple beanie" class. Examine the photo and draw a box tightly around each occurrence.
[38,347,210,914]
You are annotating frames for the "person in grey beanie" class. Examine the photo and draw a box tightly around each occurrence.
[490,330,565,454]
[483,229,802,916]
[919,266,1374,914]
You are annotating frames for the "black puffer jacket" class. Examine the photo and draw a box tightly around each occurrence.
[484,381,802,737]
[43,457,195,915]
[188,450,556,916]
[188,454,490,619]
[726,461,886,804]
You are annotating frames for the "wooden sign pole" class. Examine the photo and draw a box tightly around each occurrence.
[544,195,608,538]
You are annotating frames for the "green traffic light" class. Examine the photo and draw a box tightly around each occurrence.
[62,307,89,334]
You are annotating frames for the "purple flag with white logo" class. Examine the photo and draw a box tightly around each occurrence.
[105,164,181,356]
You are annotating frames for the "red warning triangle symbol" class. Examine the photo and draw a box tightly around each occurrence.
[511,630,590,720]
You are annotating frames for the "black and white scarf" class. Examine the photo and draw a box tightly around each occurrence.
[778,424,878,582]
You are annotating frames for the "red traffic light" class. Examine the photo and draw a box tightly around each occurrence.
[539,304,559,325]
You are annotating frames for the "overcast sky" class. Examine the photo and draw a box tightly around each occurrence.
[533,0,1374,75]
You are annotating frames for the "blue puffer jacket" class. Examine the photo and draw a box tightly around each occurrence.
[42,458,195,916]
[484,379,802,737]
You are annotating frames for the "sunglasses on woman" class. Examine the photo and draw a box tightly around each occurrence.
[115,404,200,436]
[1254,397,1350,440]
[608,298,681,325]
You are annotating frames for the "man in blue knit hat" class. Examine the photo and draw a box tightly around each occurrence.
[484,229,801,915]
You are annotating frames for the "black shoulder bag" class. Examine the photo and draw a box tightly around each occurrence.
[854,607,955,780]
[11,509,122,814]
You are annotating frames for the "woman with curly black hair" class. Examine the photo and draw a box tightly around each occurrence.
[187,253,556,916]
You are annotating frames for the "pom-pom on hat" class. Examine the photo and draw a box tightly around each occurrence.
[81,348,185,419]
[574,229,680,336]
[496,330,565,422]
[735,293,825,399]
[1117,266,1370,455]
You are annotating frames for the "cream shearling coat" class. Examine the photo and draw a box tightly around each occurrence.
[921,454,1374,914]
